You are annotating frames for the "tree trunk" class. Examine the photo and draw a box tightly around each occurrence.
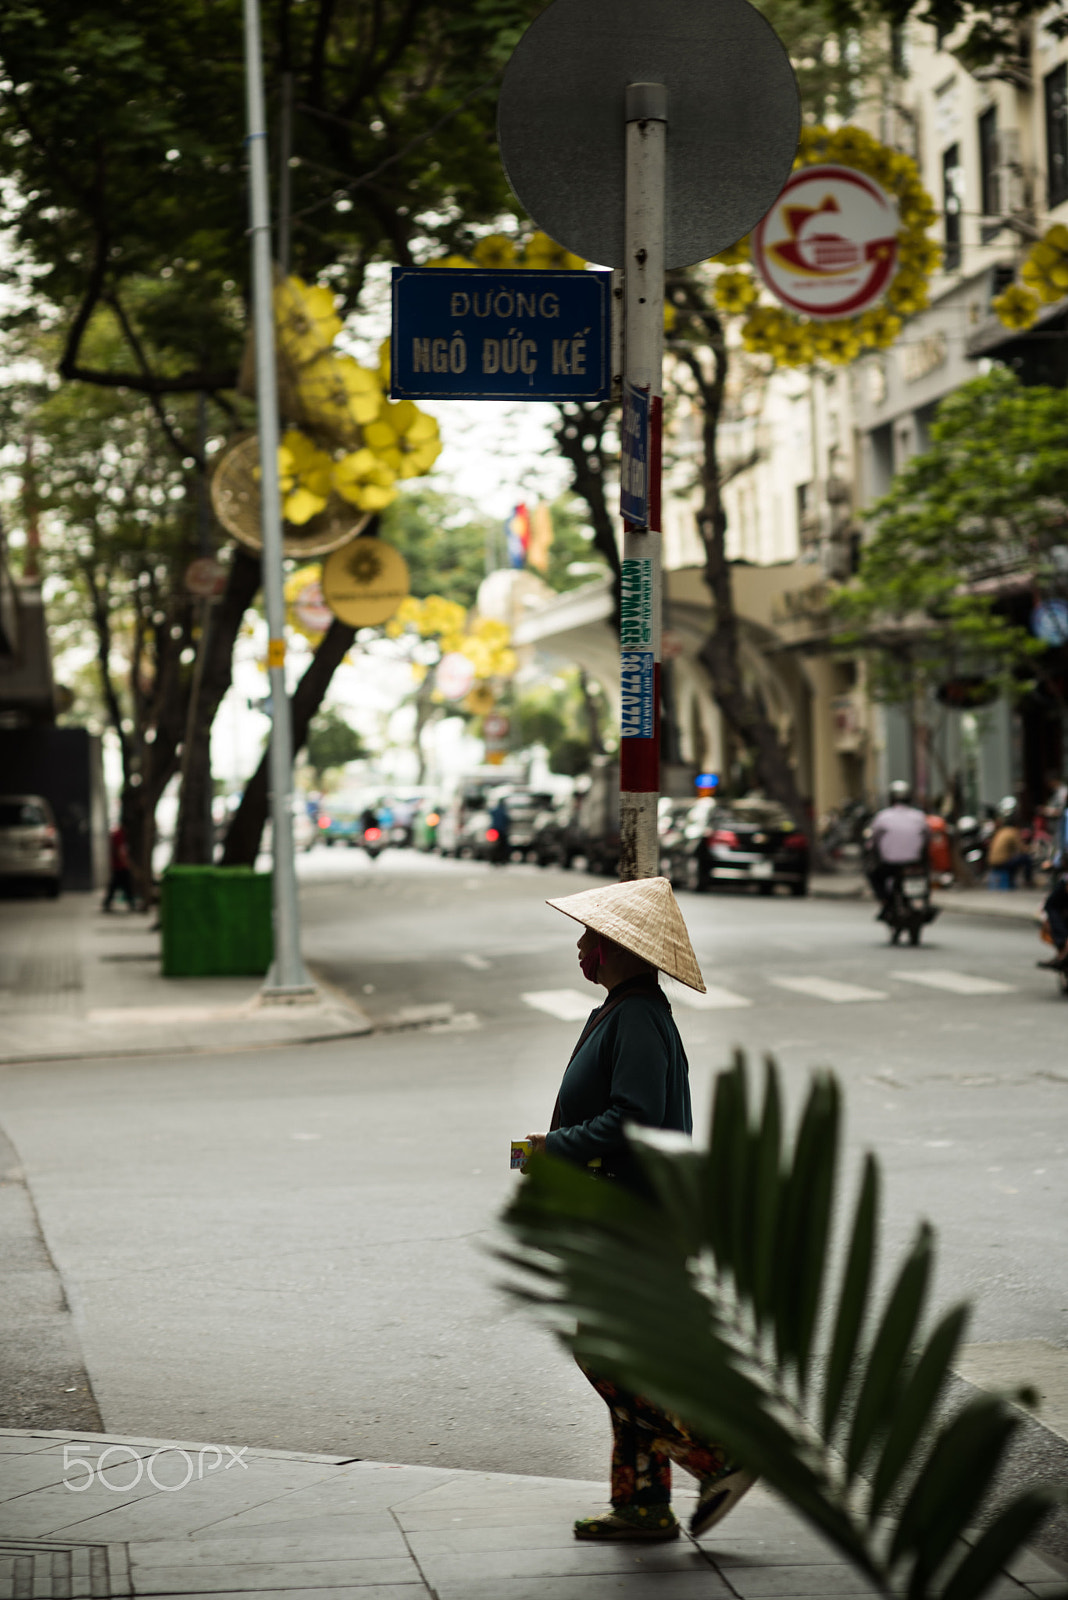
[553,401,622,635]
[173,548,262,864]
[220,617,356,866]
[677,287,812,831]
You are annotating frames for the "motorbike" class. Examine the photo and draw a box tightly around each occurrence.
[362,824,386,860]
[882,862,939,946]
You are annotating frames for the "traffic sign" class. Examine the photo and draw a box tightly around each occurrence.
[620,383,650,525]
[391,268,610,401]
[497,0,799,269]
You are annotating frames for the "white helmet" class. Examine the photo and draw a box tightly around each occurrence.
[997,795,1018,820]
[889,780,912,804]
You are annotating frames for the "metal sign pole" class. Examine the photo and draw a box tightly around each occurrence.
[619,82,665,881]
[242,0,314,996]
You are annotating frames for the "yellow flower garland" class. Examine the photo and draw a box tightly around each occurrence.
[993,223,1068,331]
[715,125,939,367]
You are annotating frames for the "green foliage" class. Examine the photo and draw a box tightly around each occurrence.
[0,0,545,396]
[382,489,494,610]
[304,707,368,780]
[541,494,610,594]
[832,371,1063,709]
[512,670,608,776]
[499,1051,1065,1600]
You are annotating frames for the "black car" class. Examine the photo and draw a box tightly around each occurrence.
[663,798,809,896]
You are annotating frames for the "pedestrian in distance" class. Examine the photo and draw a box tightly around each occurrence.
[102,822,135,912]
[987,797,1033,888]
[524,876,754,1544]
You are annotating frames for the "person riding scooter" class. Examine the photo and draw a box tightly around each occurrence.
[868,780,930,918]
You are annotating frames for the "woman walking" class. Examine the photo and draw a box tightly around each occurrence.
[525,876,754,1543]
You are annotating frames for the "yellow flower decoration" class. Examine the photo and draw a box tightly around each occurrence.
[331,448,398,512]
[709,235,751,266]
[1016,224,1068,307]
[713,270,759,314]
[274,276,343,365]
[363,400,442,480]
[277,429,333,524]
[857,305,903,348]
[472,233,518,269]
[522,230,586,270]
[428,254,478,269]
[726,125,938,368]
[992,283,1040,330]
[297,353,383,438]
[663,300,677,333]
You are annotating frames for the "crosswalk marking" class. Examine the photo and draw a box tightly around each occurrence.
[892,969,1015,996]
[521,989,594,1021]
[772,976,888,1004]
[662,976,752,1010]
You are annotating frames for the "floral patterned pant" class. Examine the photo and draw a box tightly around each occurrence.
[579,1362,729,1508]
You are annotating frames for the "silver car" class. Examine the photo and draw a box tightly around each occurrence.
[0,794,62,896]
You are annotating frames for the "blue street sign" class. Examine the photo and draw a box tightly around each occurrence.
[620,381,649,525]
[390,268,610,401]
[1031,599,1068,646]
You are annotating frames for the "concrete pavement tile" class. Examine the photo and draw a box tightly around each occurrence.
[182,1466,464,1529]
[429,1573,731,1600]
[166,1590,428,1600]
[1003,1547,1068,1582]
[191,1513,402,1543]
[719,1566,882,1596]
[127,1529,411,1565]
[0,1432,78,1454]
[0,1476,163,1537]
[405,1519,595,1554]
[1024,1584,1068,1595]
[130,1556,419,1593]
[418,1543,718,1582]
[38,1465,348,1541]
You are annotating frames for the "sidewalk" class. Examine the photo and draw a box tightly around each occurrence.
[2,1428,1064,1599]
[810,872,1047,925]
[0,894,372,1065]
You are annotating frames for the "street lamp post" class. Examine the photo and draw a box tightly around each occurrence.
[242,0,314,997]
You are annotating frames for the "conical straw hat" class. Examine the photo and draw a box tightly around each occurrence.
[547,877,705,992]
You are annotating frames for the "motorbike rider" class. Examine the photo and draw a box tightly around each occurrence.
[868,780,930,916]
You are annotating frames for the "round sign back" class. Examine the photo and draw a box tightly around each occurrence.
[497,0,799,270]
[321,538,410,628]
[753,164,899,320]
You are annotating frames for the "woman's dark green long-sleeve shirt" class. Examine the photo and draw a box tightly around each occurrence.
[545,975,692,1192]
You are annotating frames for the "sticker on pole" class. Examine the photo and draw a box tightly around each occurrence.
[620,383,650,525]
[619,557,652,649]
[391,268,610,400]
[752,165,899,320]
[620,651,654,738]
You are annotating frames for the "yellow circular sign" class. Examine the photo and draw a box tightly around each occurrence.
[321,537,410,627]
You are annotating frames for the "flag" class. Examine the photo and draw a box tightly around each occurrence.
[505,502,530,568]
[527,501,555,572]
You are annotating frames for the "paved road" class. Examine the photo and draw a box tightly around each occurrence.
[0,852,1064,1495]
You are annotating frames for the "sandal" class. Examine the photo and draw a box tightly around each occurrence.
[574,1506,680,1541]
[690,1464,757,1539]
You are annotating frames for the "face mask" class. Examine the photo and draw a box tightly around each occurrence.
[579,941,605,983]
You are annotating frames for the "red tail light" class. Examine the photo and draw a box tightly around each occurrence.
[318,815,330,828]
[784,832,808,849]
[709,828,738,847]
[41,825,57,844]
[426,812,440,826]
[364,827,381,841]
[486,828,499,842]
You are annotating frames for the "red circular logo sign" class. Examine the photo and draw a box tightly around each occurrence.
[753,164,899,320]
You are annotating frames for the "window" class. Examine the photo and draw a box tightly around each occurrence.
[978,106,1000,217]
[1046,63,1068,208]
[942,144,963,271]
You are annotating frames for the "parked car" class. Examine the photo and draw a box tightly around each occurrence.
[315,801,370,847]
[663,797,809,895]
[454,788,556,861]
[0,794,62,896]
[528,798,577,867]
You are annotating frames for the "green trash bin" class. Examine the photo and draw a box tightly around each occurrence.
[161,866,274,977]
